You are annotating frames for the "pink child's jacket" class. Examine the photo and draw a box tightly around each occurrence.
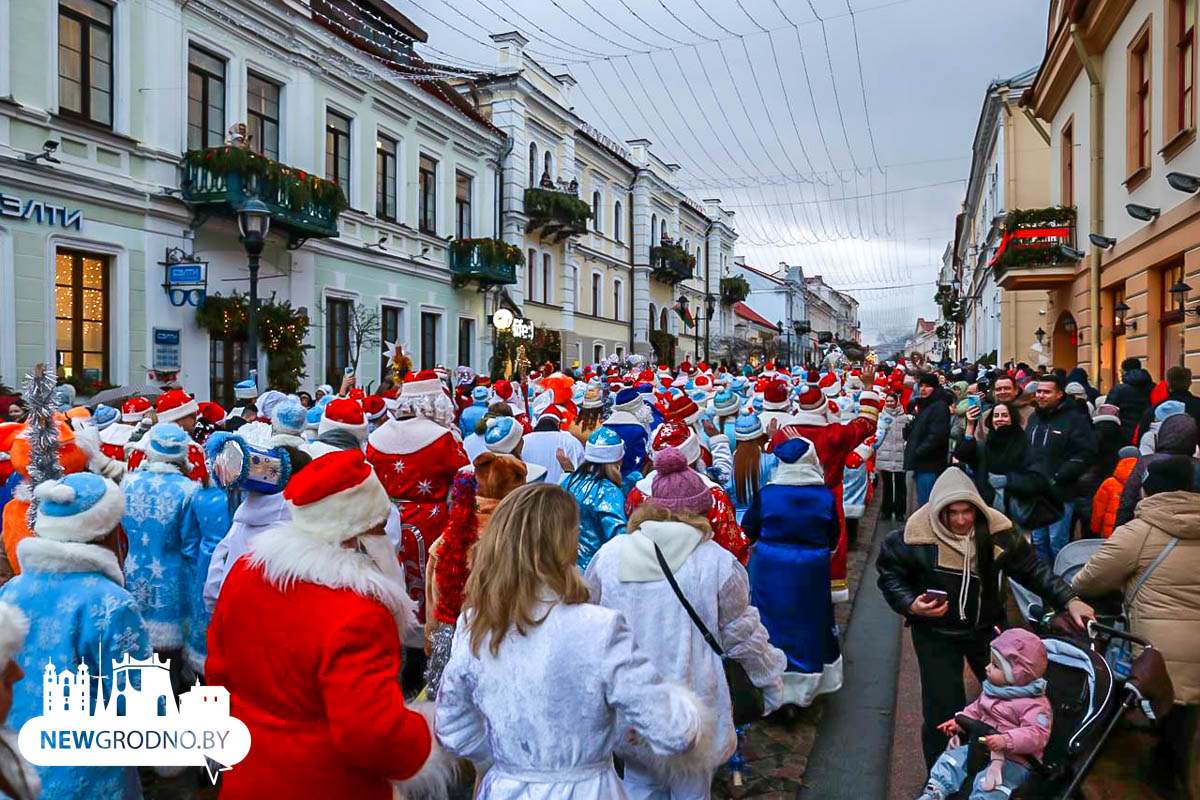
[959,628,1053,763]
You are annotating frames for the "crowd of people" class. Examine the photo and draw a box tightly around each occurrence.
[0,350,1193,799]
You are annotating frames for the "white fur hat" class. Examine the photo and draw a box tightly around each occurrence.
[33,472,125,543]
[0,602,29,667]
[283,449,391,542]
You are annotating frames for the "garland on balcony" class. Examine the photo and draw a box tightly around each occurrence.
[1000,205,1076,232]
[183,146,349,216]
[450,238,524,268]
[649,330,677,364]
[195,292,312,392]
[523,187,591,232]
[994,244,1075,270]
[720,275,750,303]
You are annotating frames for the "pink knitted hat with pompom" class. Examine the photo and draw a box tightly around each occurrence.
[650,447,713,514]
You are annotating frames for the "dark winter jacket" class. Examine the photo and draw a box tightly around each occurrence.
[1114,414,1200,529]
[1026,398,1098,499]
[952,426,1047,508]
[1135,390,1200,445]
[1106,368,1154,444]
[1066,368,1100,403]
[876,469,1075,637]
[904,389,951,473]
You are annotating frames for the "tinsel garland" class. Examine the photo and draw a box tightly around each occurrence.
[433,470,480,626]
[22,365,63,530]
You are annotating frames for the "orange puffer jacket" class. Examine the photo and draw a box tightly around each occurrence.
[1091,457,1138,538]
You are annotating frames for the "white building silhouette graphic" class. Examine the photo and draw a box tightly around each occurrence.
[41,651,228,720]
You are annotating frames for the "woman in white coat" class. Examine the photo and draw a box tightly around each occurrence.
[435,483,710,799]
[585,447,786,800]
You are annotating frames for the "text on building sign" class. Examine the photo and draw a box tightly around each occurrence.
[0,191,83,229]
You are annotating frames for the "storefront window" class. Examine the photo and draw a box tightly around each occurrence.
[1162,263,1186,370]
[421,311,440,370]
[210,336,250,409]
[325,297,351,385]
[55,249,109,383]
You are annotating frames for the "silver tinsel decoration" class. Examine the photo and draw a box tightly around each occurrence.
[22,365,63,530]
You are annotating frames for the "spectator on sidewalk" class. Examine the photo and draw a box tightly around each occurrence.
[905,374,951,507]
[874,393,909,521]
[1136,366,1200,444]
[1114,413,1200,529]
[1026,374,1098,564]
[1106,357,1154,444]
[976,374,1032,444]
[1072,456,1200,798]
[876,468,1092,769]
[1090,446,1141,538]
[954,401,1047,519]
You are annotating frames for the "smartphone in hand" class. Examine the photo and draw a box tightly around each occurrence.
[920,589,949,604]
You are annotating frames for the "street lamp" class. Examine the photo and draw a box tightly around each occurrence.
[237,199,271,383]
[703,293,717,364]
[1034,327,1046,346]
[1113,300,1135,331]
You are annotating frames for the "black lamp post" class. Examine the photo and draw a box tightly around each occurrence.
[703,293,716,363]
[237,199,271,381]
[1035,327,1046,346]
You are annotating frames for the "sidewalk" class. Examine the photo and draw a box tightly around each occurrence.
[713,501,887,799]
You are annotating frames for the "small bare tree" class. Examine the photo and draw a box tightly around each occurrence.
[322,301,382,376]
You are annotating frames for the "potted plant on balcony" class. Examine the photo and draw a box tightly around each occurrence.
[720,275,750,303]
[650,239,696,284]
[523,187,591,241]
[449,238,523,287]
[993,206,1077,271]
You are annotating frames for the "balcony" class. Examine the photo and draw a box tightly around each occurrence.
[720,275,750,304]
[450,238,521,289]
[181,147,346,246]
[524,186,591,242]
[990,206,1078,290]
[650,240,695,285]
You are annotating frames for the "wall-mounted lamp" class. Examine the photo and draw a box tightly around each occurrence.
[1060,245,1085,261]
[1088,233,1117,250]
[1127,203,1162,222]
[1167,171,1200,193]
[1034,327,1046,346]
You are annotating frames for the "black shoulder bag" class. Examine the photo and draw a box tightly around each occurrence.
[653,543,765,726]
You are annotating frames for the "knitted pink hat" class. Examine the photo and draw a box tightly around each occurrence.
[650,447,713,514]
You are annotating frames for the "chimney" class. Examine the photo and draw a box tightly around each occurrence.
[491,31,529,68]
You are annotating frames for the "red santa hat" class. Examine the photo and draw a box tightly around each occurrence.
[121,396,152,423]
[651,421,701,466]
[692,374,715,397]
[818,371,842,398]
[635,369,656,386]
[679,360,694,375]
[763,382,791,411]
[155,389,199,423]
[797,384,826,411]
[762,361,777,377]
[402,369,443,397]
[361,395,387,422]
[283,449,391,542]
[662,394,702,427]
[493,380,514,402]
[197,401,226,426]
[319,398,368,442]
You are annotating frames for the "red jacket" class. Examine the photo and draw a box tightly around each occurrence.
[1090,457,1137,538]
[207,557,431,799]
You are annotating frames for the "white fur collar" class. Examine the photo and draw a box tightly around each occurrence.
[142,460,185,474]
[634,468,719,497]
[791,410,830,427]
[367,416,453,455]
[248,525,413,619]
[16,537,124,585]
[268,433,306,449]
[770,460,826,487]
[12,481,31,503]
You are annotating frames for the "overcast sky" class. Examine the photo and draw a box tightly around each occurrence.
[390,0,1052,343]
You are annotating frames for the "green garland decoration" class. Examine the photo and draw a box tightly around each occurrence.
[184,146,348,216]
[449,238,524,268]
[999,205,1077,232]
[720,275,750,303]
[523,188,591,232]
[195,292,312,392]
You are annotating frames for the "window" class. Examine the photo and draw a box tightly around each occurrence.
[529,142,538,187]
[1167,0,1197,143]
[380,305,402,383]
[325,297,351,386]
[55,249,109,383]
[187,46,225,150]
[651,214,657,244]
[210,336,251,409]
[649,303,657,331]
[660,307,669,331]
[616,346,624,358]
[614,278,623,320]
[455,172,472,239]
[419,154,437,235]
[1061,118,1074,208]
[593,344,604,364]
[541,253,551,304]
[591,273,602,316]
[325,110,351,200]
[1127,23,1152,179]
[543,151,553,183]
[592,191,602,232]
[247,73,280,159]
[1162,264,1186,369]
[420,312,440,370]
[527,248,536,298]
[58,0,113,127]
[376,134,398,221]
[614,200,623,242]
[458,318,474,369]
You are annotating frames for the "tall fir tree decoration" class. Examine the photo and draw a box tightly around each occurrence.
[22,364,62,529]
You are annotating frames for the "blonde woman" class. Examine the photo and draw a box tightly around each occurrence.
[585,463,786,800]
[435,483,710,799]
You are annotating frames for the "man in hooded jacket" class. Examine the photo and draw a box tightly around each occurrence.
[1113,413,1200,528]
[876,468,1092,768]
[1106,357,1154,444]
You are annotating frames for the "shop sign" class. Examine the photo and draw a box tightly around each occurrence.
[161,249,208,307]
[511,317,534,340]
[153,328,181,372]
[0,190,82,229]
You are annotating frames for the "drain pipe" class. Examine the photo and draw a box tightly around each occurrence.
[1071,23,1103,385]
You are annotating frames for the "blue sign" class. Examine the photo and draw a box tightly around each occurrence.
[153,328,181,371]
[154,329,180,346]
[167,263,205,285]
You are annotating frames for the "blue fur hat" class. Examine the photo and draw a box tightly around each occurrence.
[613,387,642,409]
[272,399,307,436]
[234,375,258,400]
[304,406,323,428]
[145,422,190,464]
[93,404,120,431]
[33,472,124,543]
[585,426,625,464]
[712,390,740,417]
[734,412,763,441]
[471,386,491,404]
[752,396,764,412]
[484,416,522,454]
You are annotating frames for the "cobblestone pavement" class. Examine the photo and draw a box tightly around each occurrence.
[711,500,885,799]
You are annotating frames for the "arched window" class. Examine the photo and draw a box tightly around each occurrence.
[649,303,657,331]
[528,142,537,188]
[593,343,604,364]
[591,273,602,315]
[696,246,702,266]
[650,214,657,245]
[684,239,690,253]
[541,253,552,304]
[592,190,602,232]
[660,307,669,331]
[527,248,535,297]
[613,278,623,320]
[544,151,553,183]
[614,201,623,242]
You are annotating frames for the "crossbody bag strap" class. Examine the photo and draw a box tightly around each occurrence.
[653,542,725,658]
[1128,538,1179,608]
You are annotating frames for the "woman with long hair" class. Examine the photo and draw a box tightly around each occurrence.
[435,483,710,798]
[955,400,1046,515]
[569,387,605,445]
[727,413,777,523]
[561,427,628,570]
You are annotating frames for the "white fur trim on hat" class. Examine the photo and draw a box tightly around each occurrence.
[156,397,199,423]
[0,602,29,666]
[1092,413,1120,426]
[32,478,125,544]
[402,378,444,397]
[318,415,368,443]
[287,471,391,543]
[652,429,701,466]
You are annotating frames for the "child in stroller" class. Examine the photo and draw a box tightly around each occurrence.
[917,628,1051,800]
